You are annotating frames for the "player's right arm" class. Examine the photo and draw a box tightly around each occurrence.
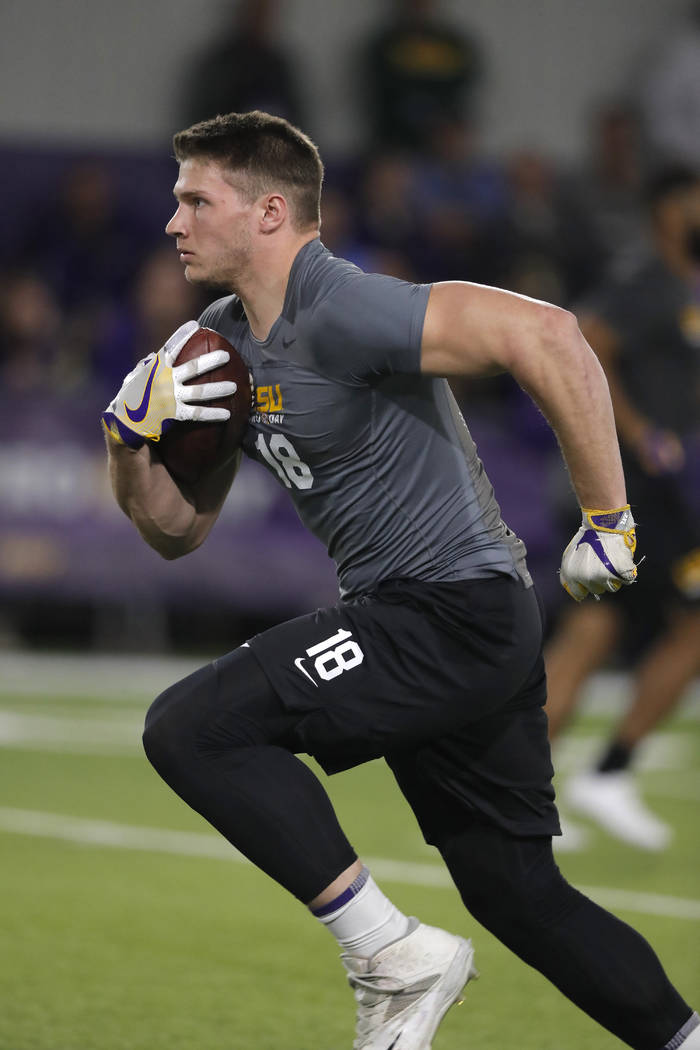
[105,437,240,560]
[102,321,239,559]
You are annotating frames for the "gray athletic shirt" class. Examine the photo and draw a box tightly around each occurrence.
[199,238,530,598]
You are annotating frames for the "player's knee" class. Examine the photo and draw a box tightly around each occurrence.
[442,831,582,936]
[142,654,280,776]
[142,664,214,775]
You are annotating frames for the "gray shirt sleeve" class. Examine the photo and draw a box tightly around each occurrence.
[306,271,432,382]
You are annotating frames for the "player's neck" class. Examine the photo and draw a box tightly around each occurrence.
[238,232,318,341]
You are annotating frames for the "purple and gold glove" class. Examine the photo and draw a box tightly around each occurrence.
[560,505,638,601]
[101,321,237,448]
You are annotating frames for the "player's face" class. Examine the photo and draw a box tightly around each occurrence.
[166,159,256,289]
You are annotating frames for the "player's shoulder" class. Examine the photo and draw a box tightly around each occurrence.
[286,239,364,321]
[198,293,246,330]
[285,240,429,380]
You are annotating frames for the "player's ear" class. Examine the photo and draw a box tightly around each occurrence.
[259,193,287,234]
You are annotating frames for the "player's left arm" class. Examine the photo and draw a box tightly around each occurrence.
[420,281,637,599]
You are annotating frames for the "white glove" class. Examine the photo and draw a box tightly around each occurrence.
[560,505,638,601]
[101,321,237,448]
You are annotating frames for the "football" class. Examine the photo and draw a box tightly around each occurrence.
[157,327,252,485]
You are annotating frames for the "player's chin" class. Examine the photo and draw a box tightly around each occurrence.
[181,261,208,286]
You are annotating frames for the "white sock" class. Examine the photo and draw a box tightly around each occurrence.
[674,1013,700,1048]
[311,866,410,957]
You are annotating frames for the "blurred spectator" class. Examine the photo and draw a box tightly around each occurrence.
[0,270,67,393]
[504,148,601,302]
[544,165,700,851]
[93,246,207,392]
[353,153,425,276]
[319,186,372,267]
[560,101,647,276]
[412,115,510,283]
[19,161,152,315]
[181,0,304,128]
[638,1,700,168]
[362,0,483,151]
[321,184,417,280]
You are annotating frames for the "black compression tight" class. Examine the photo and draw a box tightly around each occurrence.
[143,648,692,1049]
[143,649,357,901]
[437,825,692,1050]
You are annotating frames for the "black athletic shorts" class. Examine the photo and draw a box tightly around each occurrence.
[248,574,561,841]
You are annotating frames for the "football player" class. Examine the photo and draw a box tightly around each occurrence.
[102,112,699,1050]
[546,166,700,851]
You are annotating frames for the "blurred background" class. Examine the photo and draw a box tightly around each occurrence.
[0,0,698,656]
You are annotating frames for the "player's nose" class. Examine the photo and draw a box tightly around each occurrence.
[165,205,185,238]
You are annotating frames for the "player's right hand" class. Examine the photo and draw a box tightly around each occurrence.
[101,321,237,448]
[631,426,685,476]
[559,505,638,601]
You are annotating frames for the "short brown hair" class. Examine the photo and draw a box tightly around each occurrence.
[173,111,324,230]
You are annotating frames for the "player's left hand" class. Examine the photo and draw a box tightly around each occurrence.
[559,505,638,601]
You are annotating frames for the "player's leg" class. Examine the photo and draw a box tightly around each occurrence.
[565,602,700,850]
[143,639,474,1049]
[440,825,697,1050]
[544,598,621,738]
[142,645,358,898]
[389,756,697,1050]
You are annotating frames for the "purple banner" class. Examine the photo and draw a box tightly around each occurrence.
[0,391,338,615]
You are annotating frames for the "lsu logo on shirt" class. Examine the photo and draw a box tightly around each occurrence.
[251,384,284,424]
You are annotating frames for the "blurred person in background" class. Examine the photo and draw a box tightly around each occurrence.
[93,246,207,393]
[320,183,416,280]
[0,270,67,393]
[353,152,427,278]
[560,101,647,279]
[17,160,156,386]
[504,148,601,302]
[362,0,482,152]
[545,165,700,850]
[19,160,152,316]
[411,114,510,283]
[180,0,304,128]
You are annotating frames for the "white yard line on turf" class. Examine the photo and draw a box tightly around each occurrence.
[2,651,699,716]
[0,806,699,922]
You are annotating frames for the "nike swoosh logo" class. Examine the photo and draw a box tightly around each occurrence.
[386,1033,402,1049]
[282,336,296,349]
[125,358,159,423]
[294,657,318,687]
[576,529,624,578]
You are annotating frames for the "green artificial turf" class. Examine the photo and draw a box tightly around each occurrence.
[0,680,697,1049]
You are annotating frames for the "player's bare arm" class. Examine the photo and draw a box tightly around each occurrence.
[105,436,240,559]
[421,281,638,600]
[102,320,245,559]
[421,281,626,509]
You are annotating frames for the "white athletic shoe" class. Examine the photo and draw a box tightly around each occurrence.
[565,770,672,850]
[341,919,478,1050]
